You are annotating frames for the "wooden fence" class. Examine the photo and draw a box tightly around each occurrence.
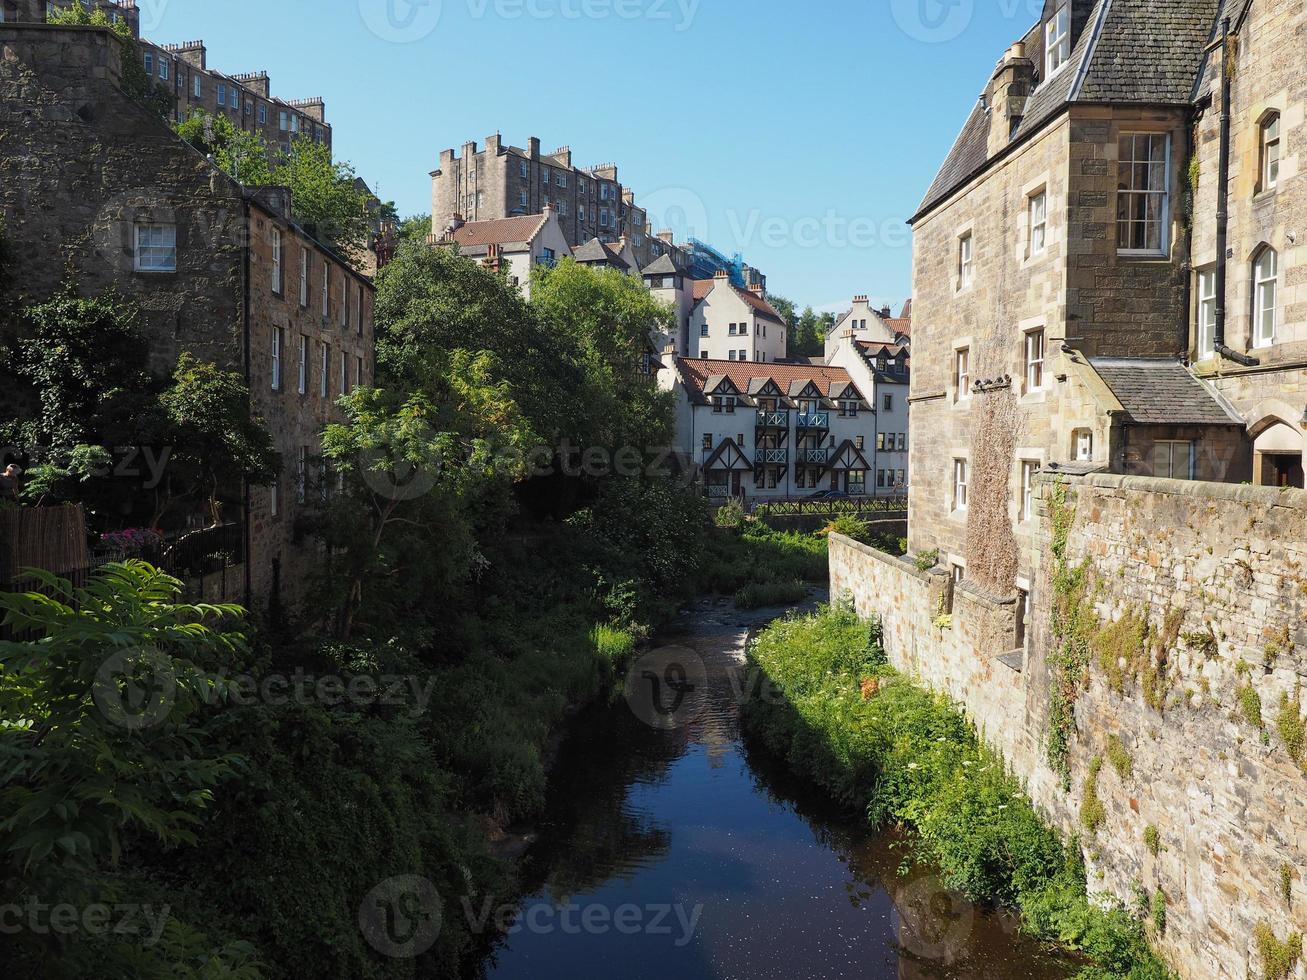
[751,496,908,519]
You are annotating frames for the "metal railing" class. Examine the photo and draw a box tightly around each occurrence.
[796,412,830,429]
[755,448,788,465]
[798,448,830,464]
[755,410,790,428]
[752,496,908,518]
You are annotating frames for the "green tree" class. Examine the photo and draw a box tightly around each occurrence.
[0,562,249,975]
[768,293,797,348]
[791,305,835,358]
[157,353,279,527]
[173,112,272,185]
[270,138,373,255]
[320,374,532,639]
[397,212,433,243]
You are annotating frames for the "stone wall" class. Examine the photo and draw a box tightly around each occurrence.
[832,471,1307,980]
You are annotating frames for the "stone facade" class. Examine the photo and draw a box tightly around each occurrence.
[432,135,674,270]
[0,22,374,614]
[244,198,375,607]
[1190,0,1307,488]
[832,471,1307,980]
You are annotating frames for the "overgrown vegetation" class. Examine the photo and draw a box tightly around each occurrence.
[735,579,808,610]
[1277,687,1304,762]
[1253,922,1302,980]
[49,1,175,118]
[1144,825,1161,858]
[1080,756,1106,833]
[1106,734,1133,780]
[743,605,1171,979]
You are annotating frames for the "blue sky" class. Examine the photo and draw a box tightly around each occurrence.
[146,0,1045,311]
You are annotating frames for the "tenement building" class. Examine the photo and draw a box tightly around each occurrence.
[0,19,373,611]
[431,135,677,269]
[830,3,1307,978]
[27,1,332,156]
[906,0,1250,588]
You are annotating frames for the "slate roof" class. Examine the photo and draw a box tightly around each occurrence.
[572,237,628,268]
[1088,358,1242,425]
[641,253,680,276]
[915,0,1222,221]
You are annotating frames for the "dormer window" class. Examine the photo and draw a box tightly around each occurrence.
[1045,4,1070,77]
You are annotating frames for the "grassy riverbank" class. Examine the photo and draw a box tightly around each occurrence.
[741,605,1171,980]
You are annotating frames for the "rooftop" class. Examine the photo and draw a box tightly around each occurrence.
[1088,358,1242,426]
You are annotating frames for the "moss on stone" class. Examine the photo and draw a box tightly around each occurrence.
[1106,734,1133,780]
[1253,922,1302,980]
[1144,824,1161,857]
[1276,689,1304,763]
[1080,756,1106,833]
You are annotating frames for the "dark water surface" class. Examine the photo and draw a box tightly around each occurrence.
[475,597,1076,980]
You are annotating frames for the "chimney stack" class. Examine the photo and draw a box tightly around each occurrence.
[657,229,675,244]
[713,269,730,280]
[528,136,541,159]
[986,43,1036,157]
[853,294,868,304]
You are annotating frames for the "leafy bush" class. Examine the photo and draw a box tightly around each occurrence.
[734,580,808,610]
[591,623,636,663]
[821,513,872,542]
[743,606,1169,979]
[714,498,746,530]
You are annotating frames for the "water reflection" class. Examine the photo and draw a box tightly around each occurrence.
[471,600,1075,979]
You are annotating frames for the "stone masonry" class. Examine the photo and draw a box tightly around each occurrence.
[832,472,1307,980]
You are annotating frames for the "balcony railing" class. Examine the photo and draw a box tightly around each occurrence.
[798,447,830,465]
[755,410,790,429]
[796,412,830,430]
[706,484,733,499]
[755,448,788,465]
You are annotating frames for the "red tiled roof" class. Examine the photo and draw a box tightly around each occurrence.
[447,214,547,248]
[675,357,855,396]
[690,278,785,323]
[899,300,912,319]
[884,317,911,337]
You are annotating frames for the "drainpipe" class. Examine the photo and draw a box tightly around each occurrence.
[1214,17,1260,368]
[241,198,253,608]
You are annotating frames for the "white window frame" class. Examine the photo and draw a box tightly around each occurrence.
[1021,460,1040,522]
[133,223,177,273]
[271,228,282,293]
[269,480,279,518]
[192,74,202,98]
[1261,113,1281,192]
[953,458,969,512]
[1116,133,1171,256]
[297,335,307,394]
[1045,4,1070,77]
[158,58,168,81]
[321,260,330,318]
[270,326,283,391]
[258,105,266,125]
[299,248,308,307]
[1024,328,1046,392]
[1028,190,1047,255]
[955,346,971,400]
[1196,268,1216,357]
[340,352,348,396]
[1253,247,1278,347]
[320,343,330,398]
[356,355,364,389]
[1074,429,1093,462]
[958,232,973,289]
[356,286,364,336]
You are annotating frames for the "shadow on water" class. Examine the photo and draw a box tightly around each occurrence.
[466,596,1079,979]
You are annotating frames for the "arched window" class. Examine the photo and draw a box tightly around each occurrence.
[1259,112,1282,192]
[1253,246,1279,348]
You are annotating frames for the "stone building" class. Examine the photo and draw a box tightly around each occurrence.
[0,20,373,611]
[23,1,332,157]
[431,134,676,270]
[433,208,573,301]
[906,0,1251,592]
[661,359,875,501]
[1189,0,1307,488]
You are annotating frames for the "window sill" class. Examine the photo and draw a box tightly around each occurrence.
[1019,389,1048,406]
[1116,250,1169,262]
[134,268,177,276]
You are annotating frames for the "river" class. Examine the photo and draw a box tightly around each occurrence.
[472,594,1077,979]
